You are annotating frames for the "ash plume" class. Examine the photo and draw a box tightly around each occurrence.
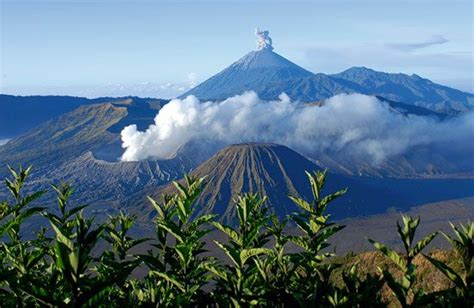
[255,28,273,51]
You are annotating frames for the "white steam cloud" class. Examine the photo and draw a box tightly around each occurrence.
[120,92,474,165]
[255,28,273,51]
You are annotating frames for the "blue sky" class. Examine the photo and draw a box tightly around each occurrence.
[1,0,472,97]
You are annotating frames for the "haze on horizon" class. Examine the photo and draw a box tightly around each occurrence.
[1,0,473,98]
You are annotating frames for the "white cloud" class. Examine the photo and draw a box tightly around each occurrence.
[120,92,474,165]
[387,35,449,52]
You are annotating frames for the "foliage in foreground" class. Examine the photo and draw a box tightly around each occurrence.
[0,166,472,307]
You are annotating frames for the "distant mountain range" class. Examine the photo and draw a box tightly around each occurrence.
[0,95,168,139]
[183,49,473,114]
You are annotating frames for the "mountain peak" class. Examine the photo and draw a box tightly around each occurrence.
[338,66,379,77]
[180,48,313,100]
[154,142,321,221]
[232,49,310,71]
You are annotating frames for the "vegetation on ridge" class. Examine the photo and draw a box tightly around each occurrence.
[0,166,472,307]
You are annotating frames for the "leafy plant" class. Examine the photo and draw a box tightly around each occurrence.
[340,263,385,307]
[424,221,473,305]
[287,170,347,306]
[0,165,46,306]
[140,175,216,306]
[369,215,437,307]
[252,216,298,305]
[97,212,147,304]
[209,193,273,306]
[19,180,139,307]
[0,165,472,306]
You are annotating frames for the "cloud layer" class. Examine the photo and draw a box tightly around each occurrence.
[388,35,449,52]
[120,92,474,166]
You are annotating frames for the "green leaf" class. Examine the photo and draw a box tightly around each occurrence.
[291,215,313,236]
[66,205,88,219]
[240,248,272,265]
[0,219,17,237]
[175,243,192,267]
[369,239,407,271]
[151,271,185,292]
[318,188,347,214]
[212,222,240,244]
[204,262,228,281]
[147,196,164,218]
[20,191,46,208]
[306,170,322,201]
[382,269,407,306]
[409,232,437,257]
[49,220,74,250]
[214,241,240,267]
[424,254,465,290]
[157,221,183,243]
[288,195,312,213]
[191,213,217,228]
[288,235,310,251]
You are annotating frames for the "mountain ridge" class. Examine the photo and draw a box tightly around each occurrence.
[182,50,473,114]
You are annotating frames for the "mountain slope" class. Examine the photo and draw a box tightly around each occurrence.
[181,49,313,100]
[0,95,168,140]
[134,143,474,223]
[0,95,99,139]
[32,151,196,209]
[0,99,199,212]
[332,67,474,114]
[258,73,363,101]
[0,102,126,172]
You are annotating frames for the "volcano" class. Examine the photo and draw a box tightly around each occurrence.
[181,29,313,100]
[132,142,474,223]
[180,30,473,114]
[180,48,313,100]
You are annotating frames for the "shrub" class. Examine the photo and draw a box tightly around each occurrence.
[0,165,471,307]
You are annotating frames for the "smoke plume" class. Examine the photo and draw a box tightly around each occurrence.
[120,92,474,166]
[255,28,273,51]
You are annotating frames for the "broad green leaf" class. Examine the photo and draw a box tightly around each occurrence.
[214,241,240,267]
[19,191,46,208]
[382,269,407,306]
[151,271,185,292]
[288,195,312,213]
[148,196,166,218]
[409,232,437,257]
[212,222,240,244]
[157,221,183,243]
[369,239,407,271]
[49,220,74,250]
[240,248,272,265]
[424,254,465,290]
